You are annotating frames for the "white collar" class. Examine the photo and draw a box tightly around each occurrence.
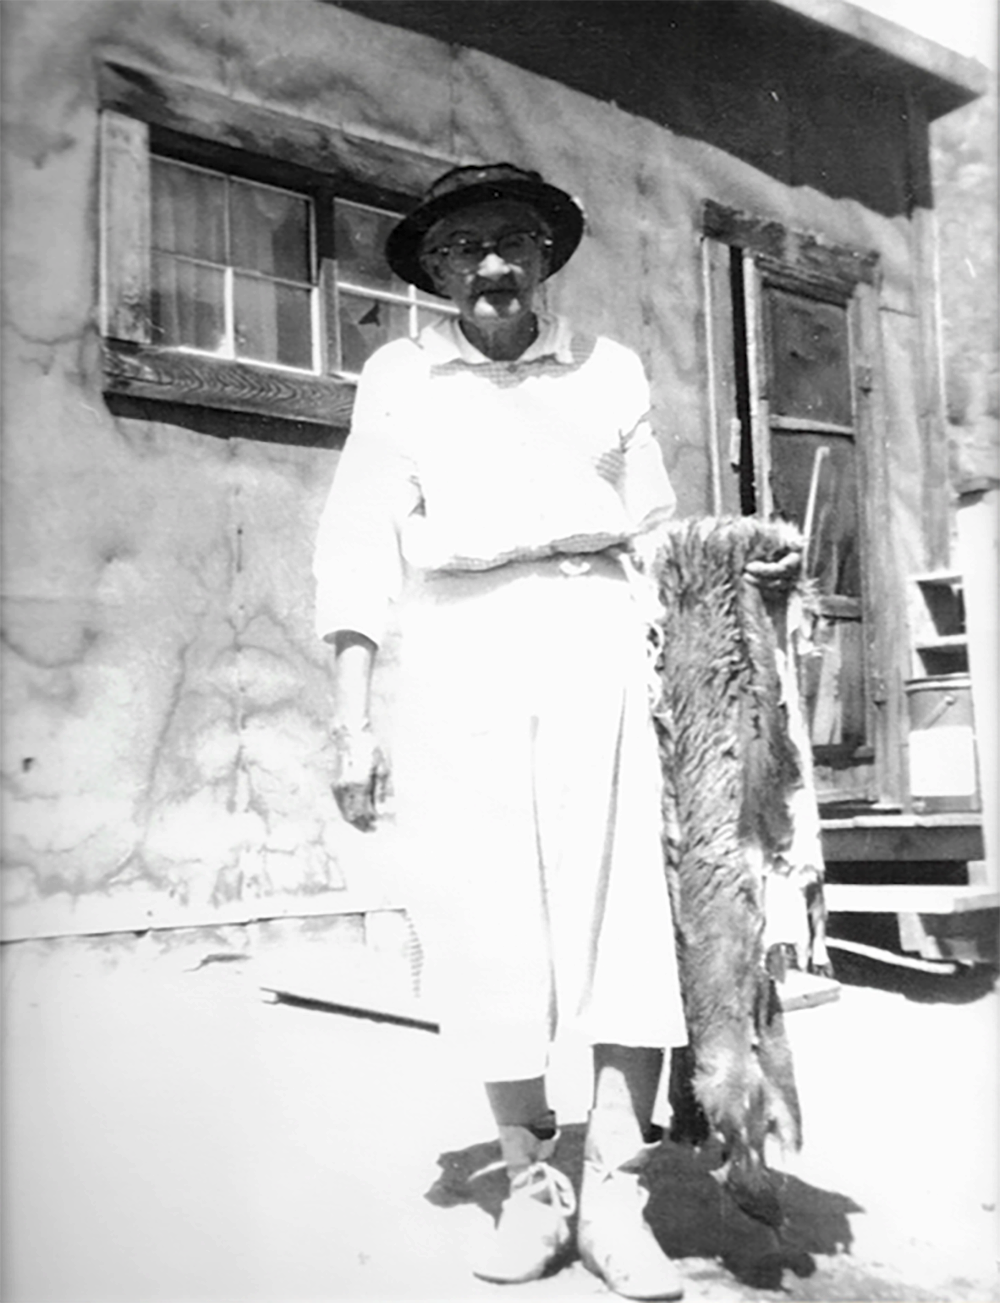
[417,312,577,367]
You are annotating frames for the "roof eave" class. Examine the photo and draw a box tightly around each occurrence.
[764,0,990,118]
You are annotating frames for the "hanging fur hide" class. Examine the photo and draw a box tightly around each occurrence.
[648,516,808,1227]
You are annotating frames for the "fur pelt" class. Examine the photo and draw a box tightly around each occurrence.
[648,516,806,1227]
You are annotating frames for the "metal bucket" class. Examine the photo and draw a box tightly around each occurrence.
[905,674,980,813]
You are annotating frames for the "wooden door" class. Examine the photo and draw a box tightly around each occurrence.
[701,209,900,808]
[743,256,875,803]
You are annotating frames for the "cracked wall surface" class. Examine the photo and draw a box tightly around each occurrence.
[1,0,930,938]
[932,89,999,491]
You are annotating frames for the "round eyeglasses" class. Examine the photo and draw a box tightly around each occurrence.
[424,229,553,273]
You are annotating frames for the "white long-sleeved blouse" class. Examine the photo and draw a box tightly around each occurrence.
[313,313,676,645]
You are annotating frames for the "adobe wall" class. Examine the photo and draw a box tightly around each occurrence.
[932,86,999,493]
[1,0,930,937]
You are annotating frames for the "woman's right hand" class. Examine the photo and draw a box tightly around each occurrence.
[331,724,391,831]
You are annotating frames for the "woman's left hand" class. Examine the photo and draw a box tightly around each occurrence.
[744,548,802,596]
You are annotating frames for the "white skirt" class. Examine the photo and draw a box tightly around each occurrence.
[392,553,687,1082]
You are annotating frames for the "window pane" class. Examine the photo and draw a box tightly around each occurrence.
[416,305,454,333]
[151,253,225,352]
[230,180,310,283]
[766,289,853,426]
[770,431,860,597]
[151,159,226,263]
[801,616,867,750]
[338,292,410,373]
[334,201,403,292]
[234,274,313,369]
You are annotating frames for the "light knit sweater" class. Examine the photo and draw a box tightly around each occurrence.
[313,313,676,645]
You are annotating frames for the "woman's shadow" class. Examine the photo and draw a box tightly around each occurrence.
[424,1122,862,1290]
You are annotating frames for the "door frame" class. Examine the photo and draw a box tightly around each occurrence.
[700,200,906,808]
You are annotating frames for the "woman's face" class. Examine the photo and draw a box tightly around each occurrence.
[420,201,551,328]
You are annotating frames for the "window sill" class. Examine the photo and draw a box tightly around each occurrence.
[101,339,357,427]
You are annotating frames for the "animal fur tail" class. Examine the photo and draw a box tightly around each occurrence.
[650,517,806,1226]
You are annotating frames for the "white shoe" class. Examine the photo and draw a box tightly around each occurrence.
[578,1128,683,1300]
[472,1128,576,1285]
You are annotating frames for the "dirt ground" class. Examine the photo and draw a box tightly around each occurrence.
[2,925,998,1303]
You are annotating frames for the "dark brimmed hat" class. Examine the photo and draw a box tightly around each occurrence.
[385,163,585,296]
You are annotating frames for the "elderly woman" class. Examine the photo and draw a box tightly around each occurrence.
[313,164,687,1301]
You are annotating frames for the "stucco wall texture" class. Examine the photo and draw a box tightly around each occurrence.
[1,0,934,939]
[932,86,999,488]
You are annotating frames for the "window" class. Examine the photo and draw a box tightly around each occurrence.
[145,161,453,381]
[331,198,453,376]
[98,62,454,425]
[151,158,318,371]
[762,283,862,604]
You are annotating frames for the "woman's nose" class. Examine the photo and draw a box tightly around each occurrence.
[477,248,512,274]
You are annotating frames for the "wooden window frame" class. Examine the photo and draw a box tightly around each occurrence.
[98,62,448,427]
